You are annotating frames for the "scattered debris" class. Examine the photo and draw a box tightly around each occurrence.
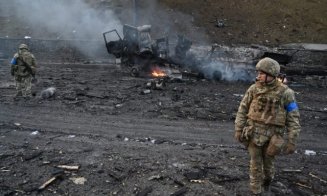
[30,131,39,135]
[215,19,226,28]
[148,175,163,181]
[1,168,10,172]
[210,175,241,183]
[146,78,166,90]
[190,179,206,183]
[304,150,316,156]
[282,169,302,173]
[38,174,62,191]
[141,89,151,95]
[40,87,56,99]
[233,94,243,97]
[172,163,187,169]
[309,172,327,184]
[69,177,87,185]
[295,182,312,189]
[14,122,21,126]
[56,165,80,171]
[150,138,166,144]
[170,187,188,196]
[23,151,42,161]
[115,104,123,108]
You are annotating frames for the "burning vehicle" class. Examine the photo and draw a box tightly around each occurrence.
[103,24,269,82]
[103,24,296,82]
[103,24,191,78]
[103,24,241,81]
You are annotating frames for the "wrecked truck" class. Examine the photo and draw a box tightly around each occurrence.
[102,25,251,81]
[102,24,290,82]
[103,24,192,77]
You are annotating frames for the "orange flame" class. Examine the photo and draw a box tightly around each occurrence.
[151,69,167,77]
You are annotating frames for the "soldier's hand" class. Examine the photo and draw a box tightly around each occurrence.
[31,77,37,84]
[234,131,242,142]
[285,142,296,154]
[11,65,17,76]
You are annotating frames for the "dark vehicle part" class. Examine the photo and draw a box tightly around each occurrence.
[103,29,123,58]
[103,24,193,77]
[103,25,171,74]
[260,52,292,65]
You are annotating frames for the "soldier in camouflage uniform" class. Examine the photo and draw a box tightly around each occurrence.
[234,57,300,195]
[10,44,37,99]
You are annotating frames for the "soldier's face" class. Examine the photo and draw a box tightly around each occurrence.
[256,71,274,83]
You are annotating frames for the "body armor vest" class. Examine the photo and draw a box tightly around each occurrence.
[14,51,33,77]
[247,81,288,126]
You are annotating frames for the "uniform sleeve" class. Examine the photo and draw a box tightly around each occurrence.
[31,54,37,75]
[283,88,301,144]
[234,85,254,132]
[10,53,19,65]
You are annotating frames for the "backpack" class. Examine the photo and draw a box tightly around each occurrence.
[17,51,36,76]
[19,51,34,67]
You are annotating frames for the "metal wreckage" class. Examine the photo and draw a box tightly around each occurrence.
[103,24,294,81]
[103,24,194,78]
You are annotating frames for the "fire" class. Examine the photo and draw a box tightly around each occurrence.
[151,69,167,77]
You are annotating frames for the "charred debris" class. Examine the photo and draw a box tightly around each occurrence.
[102,24,311,82]
[103,24,195,79]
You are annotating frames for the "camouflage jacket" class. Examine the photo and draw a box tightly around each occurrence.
[10,49,36,77]
[235,80,301,144]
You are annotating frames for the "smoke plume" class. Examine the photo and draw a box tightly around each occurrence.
[0,0,122,58]
[3,0,122,40]
[2,0,256,81]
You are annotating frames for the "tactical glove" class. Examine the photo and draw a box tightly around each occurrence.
[234,131,242,142]
[285,142,296,154]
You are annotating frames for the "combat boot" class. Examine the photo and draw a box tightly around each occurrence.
[263,179,272,195]
[14,92,23,101]
[24,96,32,100]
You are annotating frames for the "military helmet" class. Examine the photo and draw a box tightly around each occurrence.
[19,44,28,50]
[256,57,280,77]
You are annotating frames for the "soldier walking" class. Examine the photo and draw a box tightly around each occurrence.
[10,44,37,99]
[234,57,301,195]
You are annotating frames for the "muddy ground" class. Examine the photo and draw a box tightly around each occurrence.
[0,0,326,195]
[0,59,326,196]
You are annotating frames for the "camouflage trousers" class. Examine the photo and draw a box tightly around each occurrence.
[247,135,275,194]
[15,75,32,97]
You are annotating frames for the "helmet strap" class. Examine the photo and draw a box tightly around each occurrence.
[264,73,277,83]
